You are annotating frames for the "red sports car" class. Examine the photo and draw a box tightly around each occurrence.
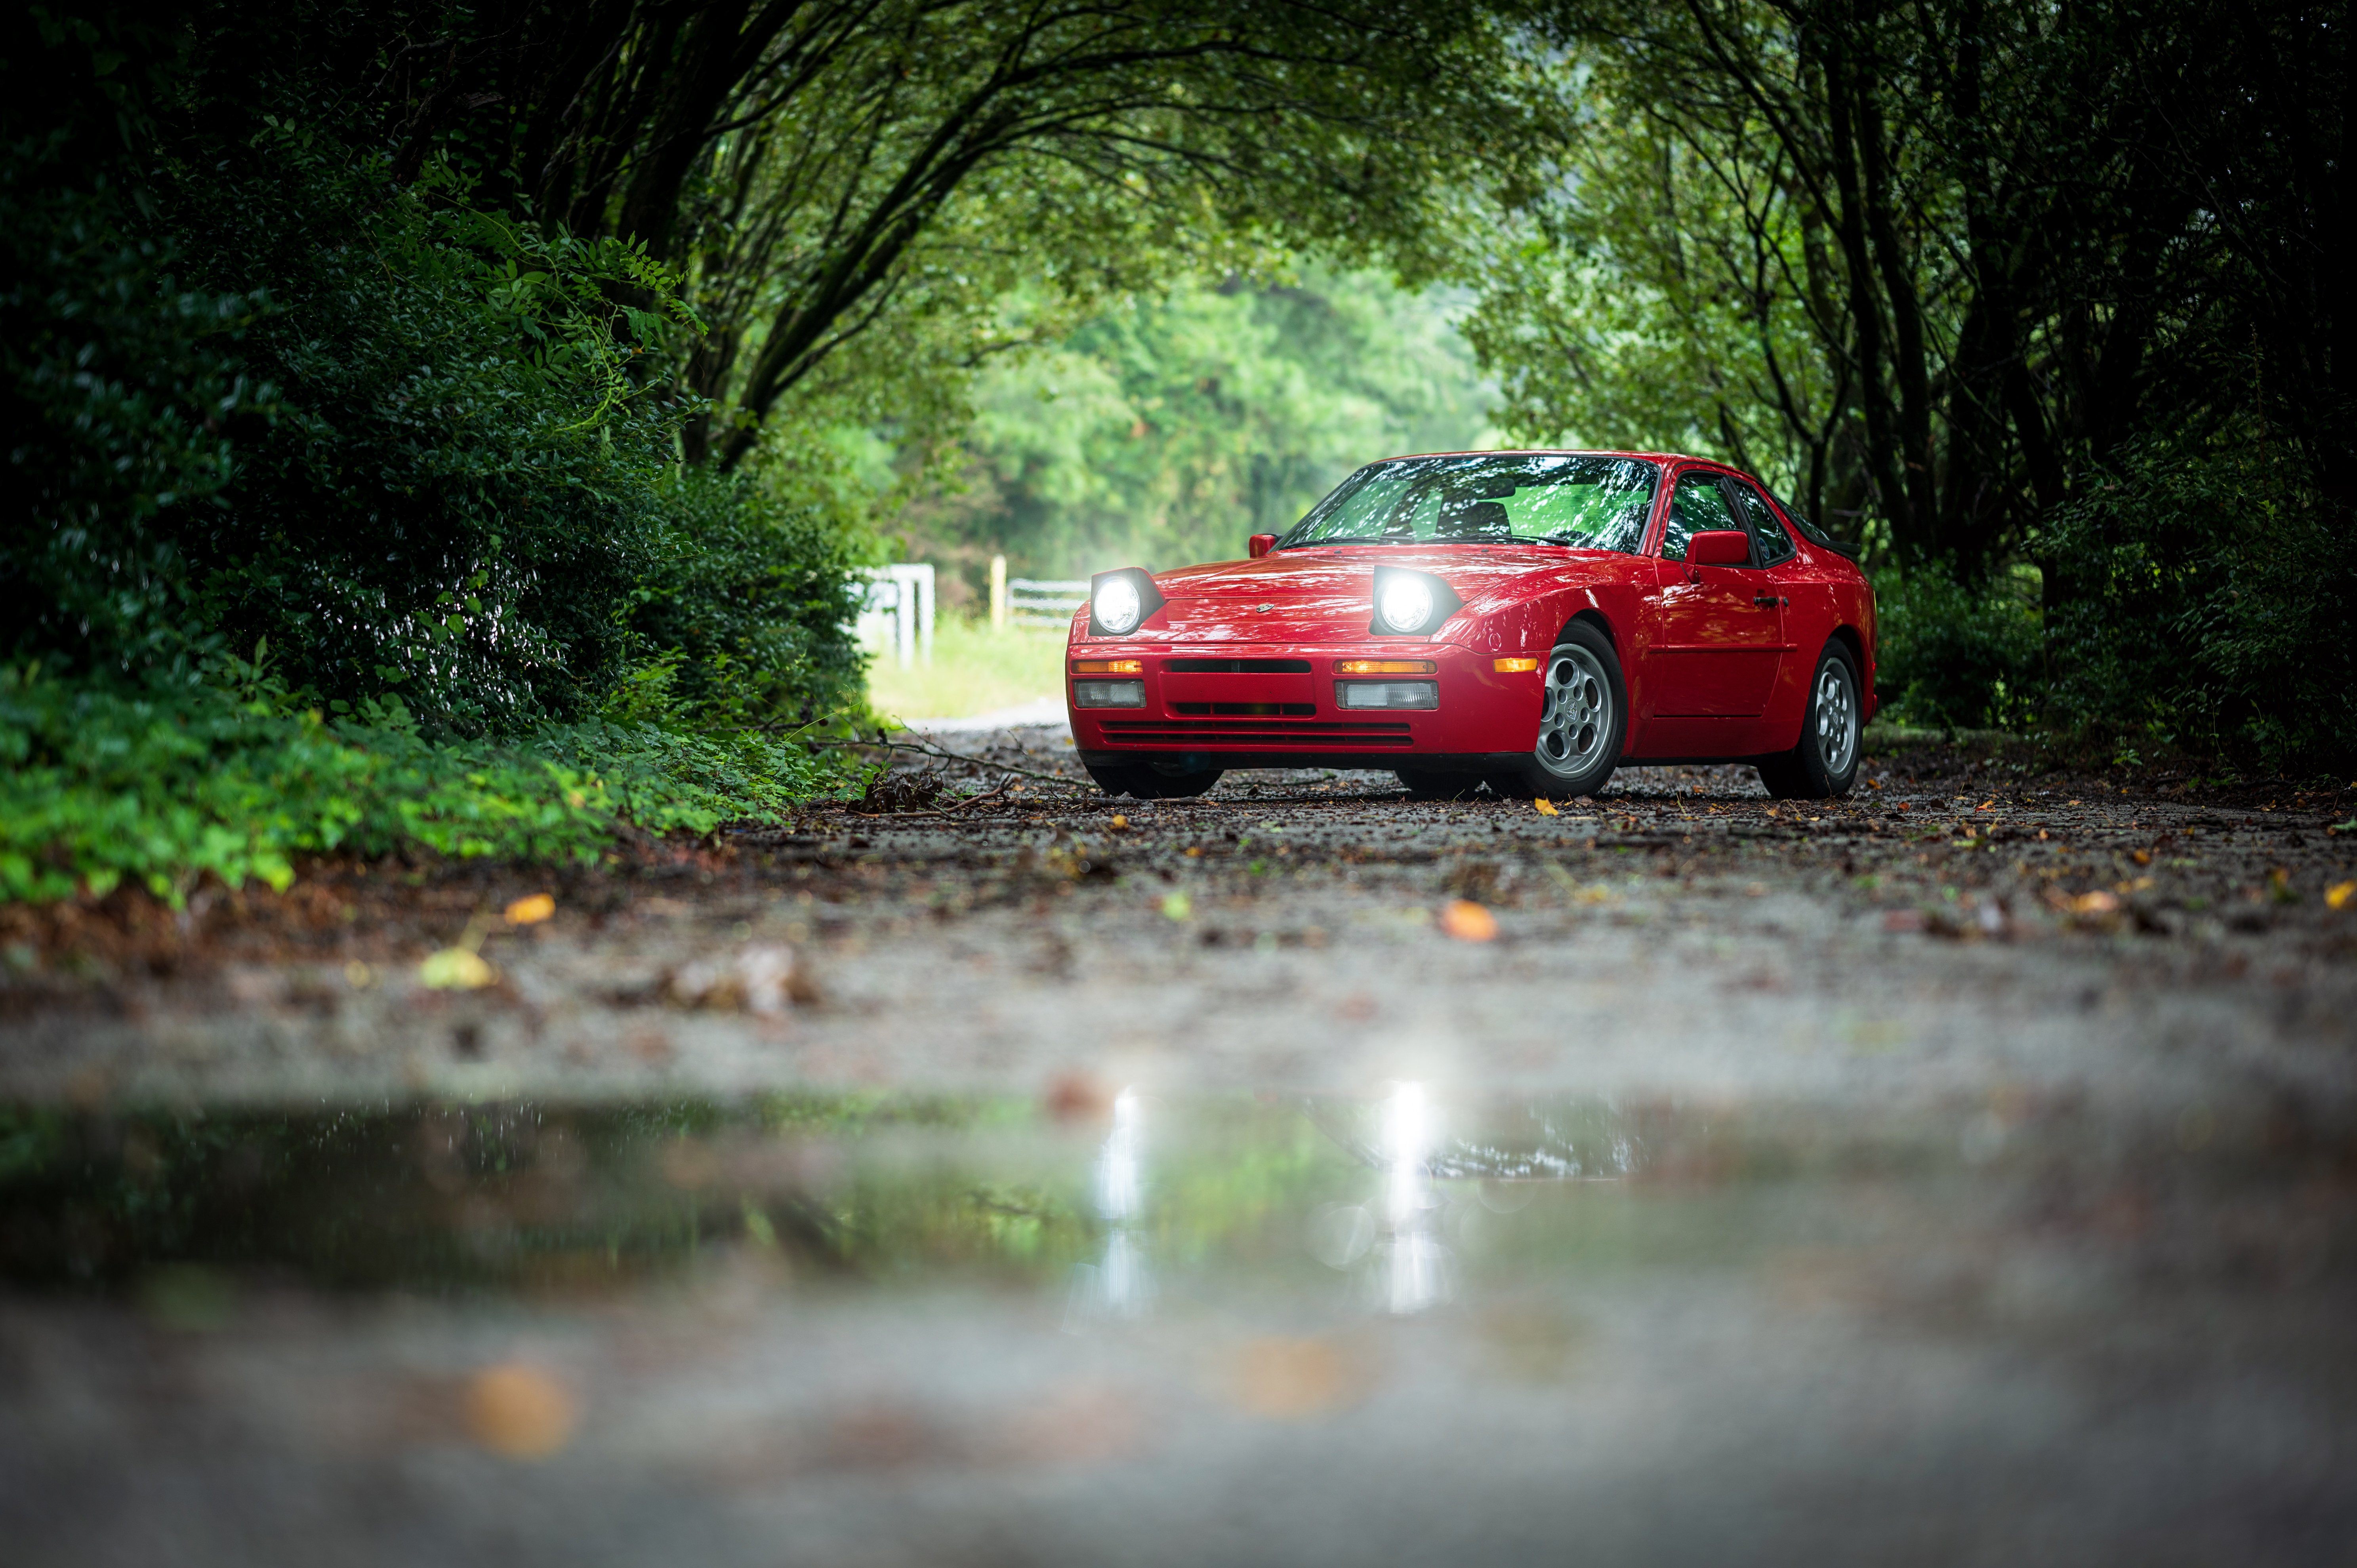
[1066,450,1875,801]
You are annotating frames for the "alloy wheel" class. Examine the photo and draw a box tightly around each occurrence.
[1815,659,1858,775]
[1537,643,1612,778]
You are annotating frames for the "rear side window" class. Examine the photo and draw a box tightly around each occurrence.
[1661,471,1741,562]
[1725,478,1795,566]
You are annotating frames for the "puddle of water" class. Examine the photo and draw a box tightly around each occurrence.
[6,1087,2353,1566]
[0,1084,2323,1321]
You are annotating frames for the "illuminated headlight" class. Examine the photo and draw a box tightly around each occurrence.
[1365,566,1461,636]
[1073,679,1145,708]
[1336,680,1438,710]
[1092,576,1144,635]
[1375,576,1434,634]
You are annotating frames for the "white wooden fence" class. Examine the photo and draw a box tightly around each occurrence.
[1006,576,1089,629]
[856,564,935,666]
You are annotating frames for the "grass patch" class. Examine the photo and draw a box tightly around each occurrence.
[864,617,1068,722]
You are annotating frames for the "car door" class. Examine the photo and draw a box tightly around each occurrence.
[1647,470,1785,716]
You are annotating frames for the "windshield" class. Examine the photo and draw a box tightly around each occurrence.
[1276,454,1659,551]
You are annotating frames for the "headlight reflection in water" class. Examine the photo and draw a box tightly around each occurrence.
[1065,1087,1152,1328]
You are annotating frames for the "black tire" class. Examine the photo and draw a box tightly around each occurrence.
[1084,762,1224,799]
[1759,640,1863,799]
[1483,621,1626,800]
[1395,770,1482,801]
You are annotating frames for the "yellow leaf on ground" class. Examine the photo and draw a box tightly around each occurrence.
[466,1364,578,1459]
[1160,892,1193,921]
[504,893,555,925]
[2328,881,2356,911]
[1533,798,1559,815]
[420,948,494,989]
[1440,900,1498,941]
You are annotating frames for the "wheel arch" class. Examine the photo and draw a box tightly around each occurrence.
[1826,622,1874,720]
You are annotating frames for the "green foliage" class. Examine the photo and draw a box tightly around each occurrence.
[898,268,1495,581]
[1872,564,2045,732]
[159,138,700,733]
[2040,440,2357,771]
[0,665,859,907]
[627,469,870,729]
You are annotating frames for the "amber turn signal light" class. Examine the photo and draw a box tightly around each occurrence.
[1072,659,1144,674]
[1492,657,1541,673]
[1334,659,1436,674]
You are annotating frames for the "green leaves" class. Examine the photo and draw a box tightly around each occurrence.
[0,668,861,907]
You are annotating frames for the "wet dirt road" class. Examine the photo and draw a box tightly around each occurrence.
[4,728,2356,1565]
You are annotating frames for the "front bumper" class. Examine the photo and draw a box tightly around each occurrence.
[1067,641,1541,772]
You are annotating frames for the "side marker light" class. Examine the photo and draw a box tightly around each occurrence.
[1493,657,1541,673]
[1072,659,1144,674]
[1335,659,1436,674]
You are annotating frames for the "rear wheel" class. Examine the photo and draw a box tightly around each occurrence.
[1758,641,1862,799]
[1482,622,1625,800]
[1084,762,1224,799]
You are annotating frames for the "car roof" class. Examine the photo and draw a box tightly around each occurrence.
[1365,447,1727,470]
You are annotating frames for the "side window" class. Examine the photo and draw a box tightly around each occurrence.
[1725,479,1796,566]
[1661,472,1740,562]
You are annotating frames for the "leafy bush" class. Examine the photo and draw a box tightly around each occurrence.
[2040,438,2357,771]
[0,665,860,906]
[1871,562,2045,730]
[627,469,871,729]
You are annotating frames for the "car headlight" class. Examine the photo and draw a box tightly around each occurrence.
[1366,566,1463,637]
[1375,576,1434,634]
[1087,568,1165,637]
[1094,576,1142,635]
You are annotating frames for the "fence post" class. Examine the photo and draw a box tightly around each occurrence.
[990,555,1007,632]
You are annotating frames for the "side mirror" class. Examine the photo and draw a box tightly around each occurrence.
[1248,533,1277,558]
[1687,530,1752,568]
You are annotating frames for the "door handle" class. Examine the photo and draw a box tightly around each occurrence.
[1752,594,1787,608]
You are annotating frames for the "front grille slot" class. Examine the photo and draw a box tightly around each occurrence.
[1171,702,1316,716]
[1100,718,1414,748]
[1163,658,1314,673]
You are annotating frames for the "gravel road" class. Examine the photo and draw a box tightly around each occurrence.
[4,726,2355,1566]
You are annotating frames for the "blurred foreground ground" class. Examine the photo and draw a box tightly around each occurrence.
[3,728,2355,1565]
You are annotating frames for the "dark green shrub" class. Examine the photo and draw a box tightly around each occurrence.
[627,469,871,730]
[2041,438,2357,771]
[1871,562,2045,730]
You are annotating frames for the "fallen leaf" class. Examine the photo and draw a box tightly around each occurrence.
[1440,900,1498,941]
[667,945,800,1015]
[1160,891,1192,920]
[2132,849,2152,865]
[1977,800,1995,810]
[465,1364,578,1459]
[420,948,494,990]
[1110,814,1129,829]
[1227,1337,1357,1419]
[1532,798,1559,816]
[504,893,555,925]
[2327,881,2355,911]
[2066,890,2120,915]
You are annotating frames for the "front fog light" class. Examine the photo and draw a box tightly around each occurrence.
[1336,680,1438,710]
[1074,679,1146,708]
[1375,576,1434,634]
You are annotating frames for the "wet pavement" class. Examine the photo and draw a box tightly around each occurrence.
[3,728,2356,1564]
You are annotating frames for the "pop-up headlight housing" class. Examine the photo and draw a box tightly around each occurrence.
[1089,568,1165,637]
[1368,566,1463,637]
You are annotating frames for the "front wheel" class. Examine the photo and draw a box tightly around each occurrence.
[1482,622,1627,800]
[1758,641,1862,799]
[1083,762,1224,799]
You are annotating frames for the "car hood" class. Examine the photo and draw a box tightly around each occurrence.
[1144,546,1612,642]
